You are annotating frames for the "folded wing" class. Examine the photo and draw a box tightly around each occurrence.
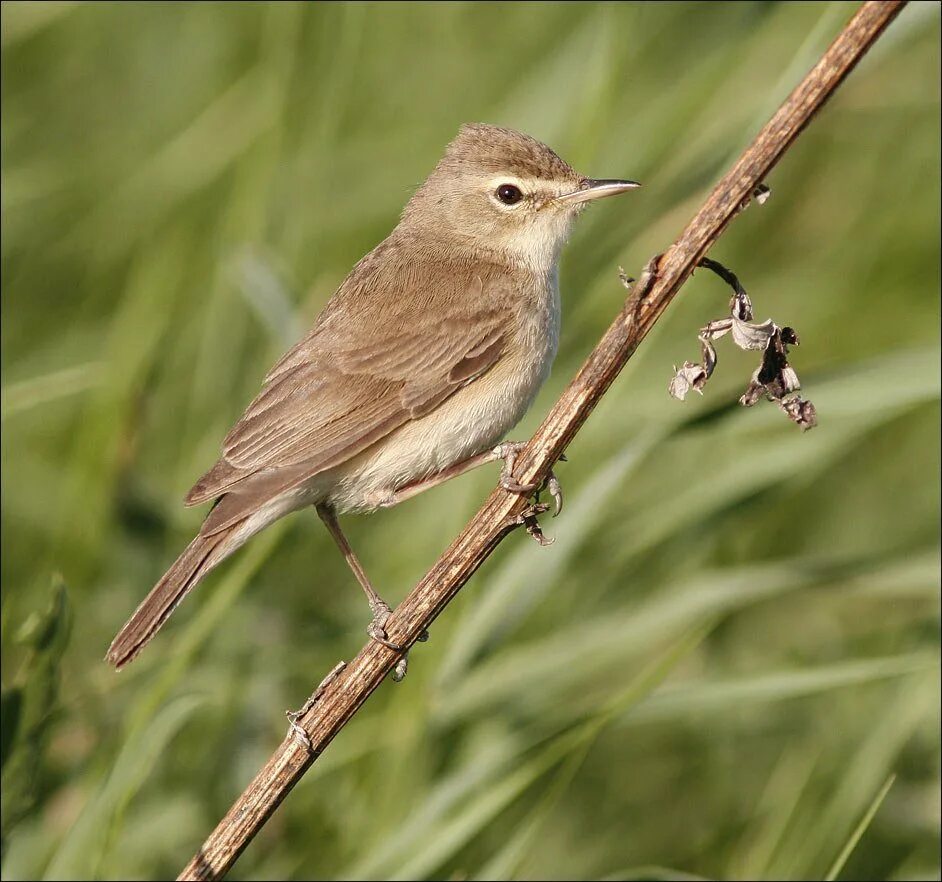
[185,269,510,508]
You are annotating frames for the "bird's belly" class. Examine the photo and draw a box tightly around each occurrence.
[316,276,560,513]
[322,341,556,513]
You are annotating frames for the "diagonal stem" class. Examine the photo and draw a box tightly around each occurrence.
[177,3,907,878]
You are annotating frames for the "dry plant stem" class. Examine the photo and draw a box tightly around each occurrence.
[177,3,906,879]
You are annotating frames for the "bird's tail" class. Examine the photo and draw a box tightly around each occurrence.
[106,524,238,670]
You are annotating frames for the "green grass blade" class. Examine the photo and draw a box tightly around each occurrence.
[824,774,897,882]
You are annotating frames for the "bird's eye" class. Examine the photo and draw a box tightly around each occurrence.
[496,183,523,205]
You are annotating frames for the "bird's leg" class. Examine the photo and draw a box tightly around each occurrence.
[381,442,564,516]
[377,448,502,507]
[315,504,429,661]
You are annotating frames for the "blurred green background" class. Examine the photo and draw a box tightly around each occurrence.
[2,2,939,880]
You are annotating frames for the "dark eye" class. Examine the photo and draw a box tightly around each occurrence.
[496,183,523,205]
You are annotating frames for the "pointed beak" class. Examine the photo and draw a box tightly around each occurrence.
[555,178,641,205]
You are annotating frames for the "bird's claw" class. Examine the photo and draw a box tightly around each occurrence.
[366,599,431,682]
[367,603,401,651]
[541,471,563,517]
[392,655,409,682]
[494,440,566,538]
[494,442,564,514]
[390,629,430,682]
[494,441,537,493]
[500,474,537,493]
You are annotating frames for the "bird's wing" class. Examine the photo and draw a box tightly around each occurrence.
[185,272,511,506]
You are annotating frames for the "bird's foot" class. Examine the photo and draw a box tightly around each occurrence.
[494,441,535,493]
[494,441,564,517]
[367,599,431,683]
[366,600,400,651]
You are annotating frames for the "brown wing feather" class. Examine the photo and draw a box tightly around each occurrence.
[185,263,511,507]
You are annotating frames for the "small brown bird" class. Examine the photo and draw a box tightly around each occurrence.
[106,123,639,671]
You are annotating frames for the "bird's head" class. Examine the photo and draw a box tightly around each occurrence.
[402,123,640,270]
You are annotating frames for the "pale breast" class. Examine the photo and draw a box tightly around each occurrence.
[322,269,561,512]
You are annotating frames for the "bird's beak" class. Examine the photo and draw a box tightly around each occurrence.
[555,178,641,205]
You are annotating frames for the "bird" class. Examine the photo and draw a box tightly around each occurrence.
[106,123,639,673]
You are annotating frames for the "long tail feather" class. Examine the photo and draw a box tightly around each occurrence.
[106,527,233,669]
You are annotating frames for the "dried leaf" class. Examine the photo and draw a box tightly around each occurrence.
[669,362,708,401]
[730,314,777,351]
[669,259,816,430]
[779,395,818,430]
